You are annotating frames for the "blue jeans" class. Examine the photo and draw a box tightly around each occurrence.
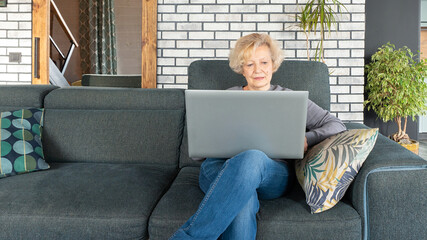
[169,149,291,240]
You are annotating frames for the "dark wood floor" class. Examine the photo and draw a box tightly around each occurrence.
[419,140,427,161]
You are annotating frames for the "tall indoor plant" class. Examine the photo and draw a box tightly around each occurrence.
[365,43,427,147]
[296,0,347,62]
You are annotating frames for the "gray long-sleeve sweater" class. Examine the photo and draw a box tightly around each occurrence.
[227,84,347,148]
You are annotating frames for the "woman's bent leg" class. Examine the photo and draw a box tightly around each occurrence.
[169,150,290,240]
[199,158,260,240]
[221,154,291,240]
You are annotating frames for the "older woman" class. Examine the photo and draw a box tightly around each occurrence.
[170,33,346,240]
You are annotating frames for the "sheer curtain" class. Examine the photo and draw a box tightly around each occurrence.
[79,0,117,74]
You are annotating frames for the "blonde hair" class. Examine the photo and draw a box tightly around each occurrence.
[229,33,284,74]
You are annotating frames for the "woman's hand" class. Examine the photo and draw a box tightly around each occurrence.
[304,137,308,152]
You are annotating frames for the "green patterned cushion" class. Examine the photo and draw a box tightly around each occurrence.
[295,128,379,213]
[0,108,49,178]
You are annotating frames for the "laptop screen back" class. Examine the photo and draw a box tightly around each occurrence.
[185,90,308,159]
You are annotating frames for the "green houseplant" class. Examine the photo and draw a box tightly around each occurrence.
[296,0,347,62]
[365,43,427,146]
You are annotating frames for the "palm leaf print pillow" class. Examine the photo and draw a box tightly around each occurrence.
[295,128,379,213]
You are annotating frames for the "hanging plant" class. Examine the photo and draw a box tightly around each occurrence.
[296,0,347,62]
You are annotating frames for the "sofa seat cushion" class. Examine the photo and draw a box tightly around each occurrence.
[0,162,177,240]
[149,167,361,240]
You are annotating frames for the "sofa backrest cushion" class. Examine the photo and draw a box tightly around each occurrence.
[188,60,330,111]
[43,87,185,166]
[0,85,57,112]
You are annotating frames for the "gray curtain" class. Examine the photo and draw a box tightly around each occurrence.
[79,0,117,74]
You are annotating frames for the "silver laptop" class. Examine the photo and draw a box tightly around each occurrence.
[185,90,308,159]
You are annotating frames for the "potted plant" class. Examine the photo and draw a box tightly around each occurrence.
[296,0,347,62]
[365,43,427,153]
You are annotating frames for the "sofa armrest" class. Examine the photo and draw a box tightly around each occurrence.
[345,123,427,240]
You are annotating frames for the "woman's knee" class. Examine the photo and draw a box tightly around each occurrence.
[227,149,271,180]
[239,149,268,159]
[233,149,271,169]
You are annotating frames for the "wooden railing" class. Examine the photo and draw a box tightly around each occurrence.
[49,0,78,76]
[51,0,78,48]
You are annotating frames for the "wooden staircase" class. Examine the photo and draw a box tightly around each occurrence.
[32,0,78,86]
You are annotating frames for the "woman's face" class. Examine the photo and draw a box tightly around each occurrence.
[242,45,273,91]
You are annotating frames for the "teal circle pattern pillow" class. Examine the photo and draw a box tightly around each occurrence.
[0,108,49,178]
[295,128,379,213]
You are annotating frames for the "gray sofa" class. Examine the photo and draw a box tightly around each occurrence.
[0,60,425,240]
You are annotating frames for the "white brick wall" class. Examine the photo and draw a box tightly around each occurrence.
[0,1,32,85]
[157,0,365,122]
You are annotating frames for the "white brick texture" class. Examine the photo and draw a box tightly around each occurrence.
[0,1,32,86]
